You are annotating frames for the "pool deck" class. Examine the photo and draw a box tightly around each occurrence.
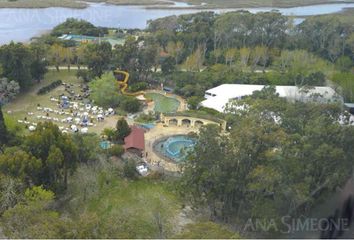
[144,123,197,172]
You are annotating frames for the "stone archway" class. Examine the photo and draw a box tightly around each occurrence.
[168,118,178,126]
[194,120,204,128]
[181,119,191,127]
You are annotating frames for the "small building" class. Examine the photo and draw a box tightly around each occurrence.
[124,126,145,157]
[201,84,343,112]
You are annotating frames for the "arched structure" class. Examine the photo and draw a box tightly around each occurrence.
[161,114,226,130]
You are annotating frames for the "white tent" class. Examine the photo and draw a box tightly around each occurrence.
[28,126,36,131]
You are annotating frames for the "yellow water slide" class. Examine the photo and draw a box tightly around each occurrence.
[114,69,145,96]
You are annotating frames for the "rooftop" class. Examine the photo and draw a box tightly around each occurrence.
[202,84,342,112]
[124,126,145,151]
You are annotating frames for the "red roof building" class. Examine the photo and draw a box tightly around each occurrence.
[124,126,145,152]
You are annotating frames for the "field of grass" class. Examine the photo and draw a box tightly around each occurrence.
[3,69,119,135]
[145,93,180,113]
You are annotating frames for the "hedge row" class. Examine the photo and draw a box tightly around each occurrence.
[37,80,63,95]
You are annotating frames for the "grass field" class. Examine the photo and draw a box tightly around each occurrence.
[3,69,119,135]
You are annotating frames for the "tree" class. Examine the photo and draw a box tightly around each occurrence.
[183,45,205,72]
[1,186,67,239]
[25,122,78,192]
[115,118,131,142]
[51,18,107,37]
[123,159,137,179]
[48,44,65,72]
[0,77,20,104]
[0,147,41,184]
[73,44,86,69]
[84,42,112,78]
[63,47,74,71]
[0,42,33,89]
[0,175,24,215]
[121,96,141,113]
[0,104,8,146]
[224,48,237,67]
[161,56,175,74]
[109,145,125,157]
[182,88,354,226]
[187,96,203,110]
[29,42,48,82]
[239,47,251,69]
[89,72,121,107]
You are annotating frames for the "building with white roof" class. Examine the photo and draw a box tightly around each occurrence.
[200,84,342,113]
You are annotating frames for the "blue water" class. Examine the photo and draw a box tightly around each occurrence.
[139,123,155,129]
[154,135,196,162]
[1,2,354,44]
[100,140,111,149]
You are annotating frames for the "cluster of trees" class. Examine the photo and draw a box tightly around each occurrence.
[51,18,109,37]
[1,106,220,238]
[144,11,354,101]
[0,42,47,90]
[89,73,141,113]
[180,87,354,236]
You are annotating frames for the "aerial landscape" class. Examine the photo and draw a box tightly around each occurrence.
[0,0,354,239]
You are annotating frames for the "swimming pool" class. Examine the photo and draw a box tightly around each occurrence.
[153,135,196,163]
[100,140,111,150]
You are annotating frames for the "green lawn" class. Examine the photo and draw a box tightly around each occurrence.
[145,93,180,113]
[4,70,81,123]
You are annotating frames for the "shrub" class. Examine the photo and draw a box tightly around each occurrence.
[109,145,125,157]
[37,80,62,95]
[123,159,137,179]
[129,82,148,92]
[121,96,141,113]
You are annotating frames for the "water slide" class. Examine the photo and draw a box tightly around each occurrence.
[114,69,145,97]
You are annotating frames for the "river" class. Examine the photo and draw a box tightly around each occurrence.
[0,2,353,44]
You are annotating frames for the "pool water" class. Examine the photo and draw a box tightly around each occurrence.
[100,140,111,150]
[154,135,196,163]
[145,93,180,113]
[139,123,156,129]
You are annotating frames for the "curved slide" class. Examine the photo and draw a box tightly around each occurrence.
[114,69,145,97]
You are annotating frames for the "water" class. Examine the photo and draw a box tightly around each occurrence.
[154,135,196,162]
[100,140,111,149]
[0,2,354,44]
[139,123,155,129]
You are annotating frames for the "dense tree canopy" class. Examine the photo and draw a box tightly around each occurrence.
[181,88,354,228]
[51,18,108,37]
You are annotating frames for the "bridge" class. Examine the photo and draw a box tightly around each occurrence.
[161,114,226,130]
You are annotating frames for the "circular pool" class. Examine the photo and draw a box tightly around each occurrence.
[153,135,196,163]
